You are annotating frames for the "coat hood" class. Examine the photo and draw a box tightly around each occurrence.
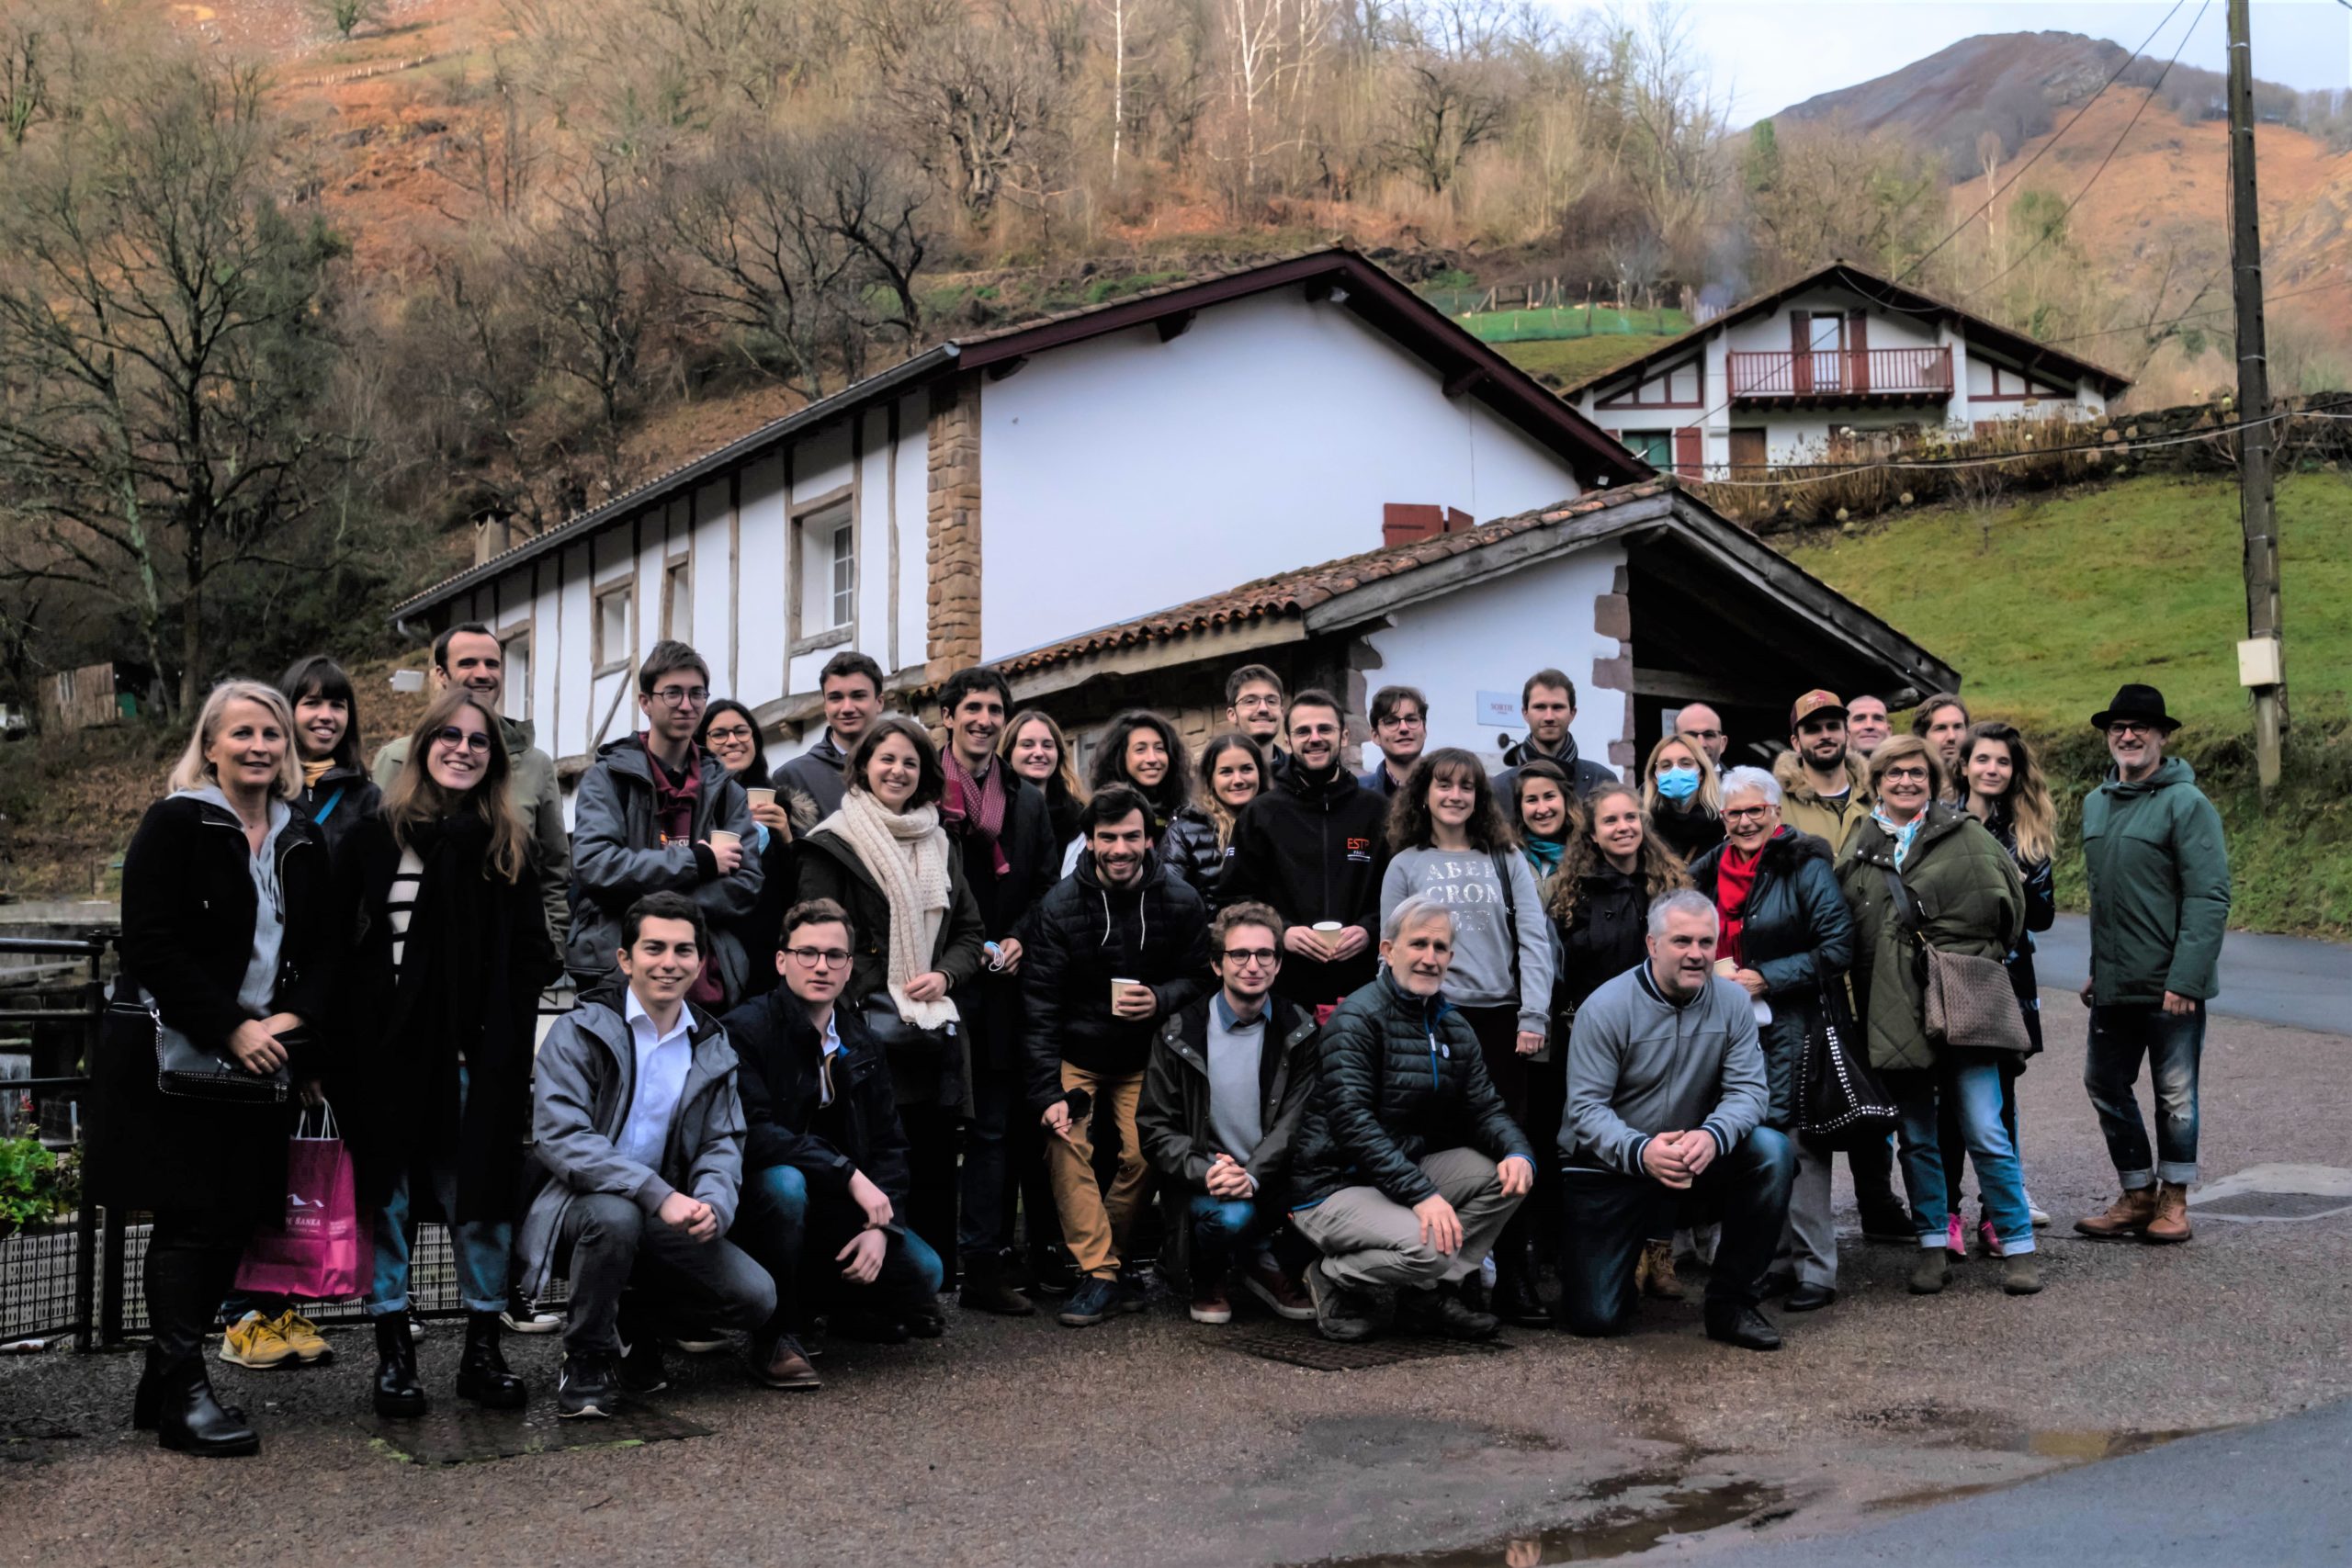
[1772,748,1869,807]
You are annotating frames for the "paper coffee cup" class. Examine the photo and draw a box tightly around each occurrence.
[1312,921,1343,933]
[745,787,775,809]
[709,829,742,851]
[1112,977,1140,1005]
[1713,957,1737,976]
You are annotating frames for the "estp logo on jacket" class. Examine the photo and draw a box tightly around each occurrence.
[1345,836,1373,863]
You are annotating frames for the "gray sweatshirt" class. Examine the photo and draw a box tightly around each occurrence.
[1560,962,1768,1175]
[1380,846,1555,1034]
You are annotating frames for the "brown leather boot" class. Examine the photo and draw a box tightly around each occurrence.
[2143,1182,2192,1244]
[1638,1239,1686,1301]
[2074,1188,2157,1239]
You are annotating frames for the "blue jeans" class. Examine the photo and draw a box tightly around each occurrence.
[1189,1192,1281,1282]
[734,1164,944,1331]
[1891,1062,2036,1257]
[2085,1002,2205,1186]
[366,1066,510,1315]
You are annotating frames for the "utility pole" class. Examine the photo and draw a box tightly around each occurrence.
[2226,0,2286,795]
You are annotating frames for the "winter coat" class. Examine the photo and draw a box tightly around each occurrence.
[719,988,913,1213]
[1138,994,1320,1198]
[1690,829,1853,1128]
[1837,805,2025,1072]
[293,763,382,863]
[1287,974,1534,1210]
[775,730,853,831]
[946,769,1060,1073]
[1221,763,1390,1007]
[375,716,571,947]
[1019,849,1212,1110]
[1159,806,1234,907]
[2081,757,2231,1005]
[1976,803,2056,1049]
[1358,761,1410,802]
[332,812,562,1220]
[1497,734,1616,803]
[1650,801,1725,863]
[94,795,340,1220]
[565,737,763,1005]
[794,821,988,1110]
[1552,864,1652,1020]
[1773,751,1871,856]
[516,984,745,1300]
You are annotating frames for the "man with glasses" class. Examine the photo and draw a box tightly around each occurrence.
[721,898,943,1382]
[2075,684,2230,1247]
[1139,903,1321,1325]
[1359,685,1429,800]
[1226,664,1290,773]
[566,640,764,1008]
[1674,703,1729,771]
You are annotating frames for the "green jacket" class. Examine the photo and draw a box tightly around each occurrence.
[1836,804,2025,1072]
[2081,757,2231,1005]
[373,715,571,947]
[1773,750,1871,856]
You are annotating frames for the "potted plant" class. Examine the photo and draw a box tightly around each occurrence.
[0,1135,73,1241]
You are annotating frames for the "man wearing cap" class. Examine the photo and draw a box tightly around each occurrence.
[2075,684,2231,1247]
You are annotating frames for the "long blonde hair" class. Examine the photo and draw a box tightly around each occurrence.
[1641,731,1723,817]
[1963,721,2056,867]
[167,681,302,799]
[383,691,531,883]
[1000,708,1086,806]
[1195,730,1266,851]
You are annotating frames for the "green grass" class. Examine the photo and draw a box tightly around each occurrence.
[1498,333,1686,386]
[1454,305,1691,344]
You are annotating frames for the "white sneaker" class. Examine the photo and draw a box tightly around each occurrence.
[2027,1193,2051,1229]
[502,1296,563,1335]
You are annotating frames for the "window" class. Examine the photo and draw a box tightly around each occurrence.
[828,525,854,628]
[663,558,692,641]
[1622,430,1673,467]
[502,634,531,720]
[594,585,631,673]
[795,500,854,642]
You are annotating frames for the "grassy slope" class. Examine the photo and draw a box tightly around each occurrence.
[1497,334,1686,387]
[1785,472,2352,936]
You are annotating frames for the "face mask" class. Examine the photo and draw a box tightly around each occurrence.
[1656,766,1701,802]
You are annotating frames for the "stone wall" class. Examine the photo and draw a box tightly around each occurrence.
[925,374,984,681]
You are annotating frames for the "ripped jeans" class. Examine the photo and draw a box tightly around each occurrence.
[2085,1001,2206,1187]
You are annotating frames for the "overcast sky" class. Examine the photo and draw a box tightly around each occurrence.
[1547,1,2352,126]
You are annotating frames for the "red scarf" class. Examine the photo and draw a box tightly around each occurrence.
[1713,840,1763,967]
[647,739,721,1005]
[943,749,1010,878]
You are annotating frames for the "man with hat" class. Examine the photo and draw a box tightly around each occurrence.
[1773,690,1871,855]
[2075,683,2231,1247]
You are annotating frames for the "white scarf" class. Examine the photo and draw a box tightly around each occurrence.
[823,790,958,1029]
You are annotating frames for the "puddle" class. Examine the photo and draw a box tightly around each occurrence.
[1295,1477,1786,1566]
[1949,1423,2206,1461]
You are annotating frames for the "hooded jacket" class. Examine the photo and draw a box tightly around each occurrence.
[1221,762,1390,1007]
[516,981,745,1300]
[2081,757,2231,1006]
[375,715,570,946]
[1689,828,1852,1126]
[1772,750,1871,856]
[565,736,763,1004]
[1138,993,1320,1199]
[720,987,913,1213]
[1836,804,2025,1072]
[776,729,854,830]
[1019,848,1212,1109]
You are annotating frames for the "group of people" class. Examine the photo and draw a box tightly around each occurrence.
[94,624,2232,1459]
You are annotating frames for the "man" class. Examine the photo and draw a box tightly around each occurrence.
[1675,702,1729,770]
[567,641,763,1009]
[1498,669,1616,798]
[1911,692,1971,795]
[722,899,946,1385]
[1226,664,1288,761]
[1023,785,1211,1327]
[518,894,779,1418]
[1286,896,1534,1344]
[1772,690,1871,854]
[374,622,570,947]
[1359,684,1428,800]
[1558,891,1793,1351]
[933,665,1061,1314]
[1137,902,1320,1326]
[1846,694,1893,756]
[2075,683,2231,1247]
[776,651,887,829]
[1222,691,1390,1014]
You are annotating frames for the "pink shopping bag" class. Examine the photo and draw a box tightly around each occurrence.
[234,1104,363,1301]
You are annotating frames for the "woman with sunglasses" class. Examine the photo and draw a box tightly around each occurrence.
[339,692,562,1416]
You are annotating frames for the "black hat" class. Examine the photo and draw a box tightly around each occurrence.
[2090,683,2180,733]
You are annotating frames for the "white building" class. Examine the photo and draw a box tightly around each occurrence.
[1563,263,2131,478]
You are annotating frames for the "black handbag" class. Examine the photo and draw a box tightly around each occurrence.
[112,980,290,1105]
[1795,976,1897,1145]
[857,991,960,1070]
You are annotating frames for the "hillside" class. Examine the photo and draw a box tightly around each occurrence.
[1775,32,2134,168]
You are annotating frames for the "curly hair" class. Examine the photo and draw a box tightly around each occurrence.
[1385,748,1518,854]
[1088,709,1190,820]
[1544,783,1690,931]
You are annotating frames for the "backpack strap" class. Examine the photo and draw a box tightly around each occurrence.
[1489,849,1524,1008]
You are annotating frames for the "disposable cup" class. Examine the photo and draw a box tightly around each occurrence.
[1312,921,1343,934]
[1112,977,1141,1006]
[709,829,742,852]
[745,787,775,809]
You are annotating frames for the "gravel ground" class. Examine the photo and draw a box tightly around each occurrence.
[6,994,2348,1567]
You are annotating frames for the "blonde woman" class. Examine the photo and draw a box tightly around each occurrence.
[1001,708,1087,862]
[1641,731,1724,863]
[1163,730,1264,905]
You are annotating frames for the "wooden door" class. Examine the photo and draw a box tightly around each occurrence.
[1728,427,1768,476]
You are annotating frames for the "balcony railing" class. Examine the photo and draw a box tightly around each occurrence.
[1727,345,1953,400]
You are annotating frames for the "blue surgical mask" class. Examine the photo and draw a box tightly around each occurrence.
[1657,766,1701,802]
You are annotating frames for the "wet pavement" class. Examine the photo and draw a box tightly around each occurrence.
[2032,914,2351,1036]
[6,994,2349,1566]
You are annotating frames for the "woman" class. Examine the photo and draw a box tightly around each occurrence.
[96,682,337,1457]
[1509,760,1577,883]
[341,691,560,1416]
[699,699,797,998]
[278,654,381,859]
[1836,736,2035,1296]
[1642,731,1725,864]
[1162,731,1263,905]
[1071,709,1190,874]
[1543,784,1690,1301]
[1002,708,1087,859]
[1687,767,1854,1312]
[797,716,988,1305]
[1944,720,2059,1248]
[1378,750,1554,1325]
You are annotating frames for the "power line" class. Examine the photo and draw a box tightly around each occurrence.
[2034,276,2351,345]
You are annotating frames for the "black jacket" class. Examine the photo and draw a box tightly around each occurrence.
[95,794,342,1219]
[775,730,852,830]
[294,762,382,863]
[1651,801,1725,863]
[1554,863,1651,1016]
[1358,761,1409,801]
[1221,763,1390,1006]
[1159,807,1232,907]
[1288,974,1533,1209]
[1498,735,1617,802]
[946,768,1061,1073]
[1019,849,1212,1110]
[1137,994,1319,1197]
[720,987,914,1213]
[1689,829,1853,1128]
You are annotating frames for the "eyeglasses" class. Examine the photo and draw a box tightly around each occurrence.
[1882,765,1931,783]
[1220,948,1279,966]
[1685,728,1724,740]
[704,724,754,743]
[431,727,492,755]
[650,685,709,708]
[784,946,852,968]
[1375,714,1425,730]
[1723,805,1771,822]
[2107,721,2160,737]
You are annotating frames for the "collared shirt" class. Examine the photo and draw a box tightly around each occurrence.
[618,987,695,1175]
[1205,991,1269,1162]
[817,1009,843,1108]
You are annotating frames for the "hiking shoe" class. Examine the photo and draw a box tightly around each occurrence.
[2075,1188,2157,1239]
[502,1290,562,1335]
[1239,1257,1316,1322]
[752,1335,821,1391]
[957,1252,1035,1316]
[1944,1213,1967,1258]
[2001,1254,2044,1295]
[219,1312,297,1370]
[1396,1283,1498,1342]
[1306,1260,1378,1344]
[1189,1278,1233,1325]
[1908,1250,1952,1294]
[1115,1260,1158,1311]
[1638,1238,1687,1301]
[1057,1274,1120,1327]
[1702,1302,1782,1351]
[1027,1247,1076,1297]
[556,1353,620,1420]
[2144,1181,2193,1244]
[269,1310,333,1365]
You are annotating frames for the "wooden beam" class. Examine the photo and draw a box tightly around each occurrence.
[1156,309,1196,343]
[1443,365,1488,399]
[985,355,1029,382]
[1007,615,1305,704]
[1631,666,1799,707]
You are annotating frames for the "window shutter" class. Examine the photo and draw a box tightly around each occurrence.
[1849,310,1870,394]
[1673,428,1703,479]
[1790,310,1811,393]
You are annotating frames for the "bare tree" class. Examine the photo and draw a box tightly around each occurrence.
[0,2,95,151]
[1388,54,1506,193]
[883,20,1065,223]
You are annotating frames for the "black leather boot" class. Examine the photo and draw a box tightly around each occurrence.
[958,1250,1035,1316]
[1493,1244,1553,1327]
[134,1346,246,1431]
[373,1311,428,1418]
[153,1355,259,1457]
[455,1311,527,1408]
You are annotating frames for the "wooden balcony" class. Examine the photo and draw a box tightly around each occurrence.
[1727,345,1953,407]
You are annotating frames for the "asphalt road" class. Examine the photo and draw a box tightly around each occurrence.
[2031,914,2350,1036]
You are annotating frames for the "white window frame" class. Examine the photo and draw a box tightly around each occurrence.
[789,488,857,657]
[593,584,632,676]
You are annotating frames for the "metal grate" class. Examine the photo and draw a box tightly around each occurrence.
[1224,1325,1515,1372]
[358,1403,712,1465]
[0,1226,82,1345]
[2191,1191,2352,1222]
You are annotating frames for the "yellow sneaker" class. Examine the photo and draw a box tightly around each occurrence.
[269,1309,334,1366]
[219,1311,297,1369]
